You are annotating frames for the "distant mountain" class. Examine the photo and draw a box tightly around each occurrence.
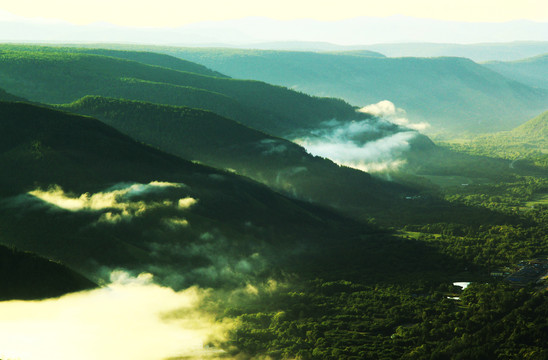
[57,41,548,62]
[484,53,548,89]
[0,44,228,78]
[154,48,548,133]
[72,42,386,56]
[234,42,386,55]
[1,15,546,46]
[0,244,95,300]
[364,42,548,62]
[0,47,360,136]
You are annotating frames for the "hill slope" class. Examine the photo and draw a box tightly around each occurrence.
[0,44,228,78]
[59,95,410,216]
[3,101,435,288]
[58,95,521,228]
[484,53,548,90]
[440,110,548,169]
[510,110,548,140]
[0,88,28,102]
[160,48,548,133]
[0,49,361,136]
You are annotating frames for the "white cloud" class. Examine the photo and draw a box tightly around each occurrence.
[359,100,399,117]
[0,271,231,360]
[359,100,430,131]
[295,105,421,173]
[178,197,198,209]
[297,130,416,172]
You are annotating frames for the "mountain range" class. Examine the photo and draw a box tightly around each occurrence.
[0,45,359,136]
[363,41,548,62]
[144,47,548,133]
[0,45,542,290]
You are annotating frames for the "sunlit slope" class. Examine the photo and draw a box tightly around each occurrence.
[484,53,548,90]
[59,96,409,214]
[164,48,548,133]
[0,244,95,300]
[0,50,360,135]
[443,110,548,169]
[510,110,548,140]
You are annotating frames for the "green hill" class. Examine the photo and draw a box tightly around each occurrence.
[155,48,548,134]
[58,95,522,228]
[0,48,361,136]
[510,110,548,140]
[3,101,514,291]
[440,110,548,169]
[0,244,95,300]
[59,95,410,217]
[484,53,548,90]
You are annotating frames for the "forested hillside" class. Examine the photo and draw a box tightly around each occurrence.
[59,96,411,218]
[441,110,548,169]
[0,49,361,136]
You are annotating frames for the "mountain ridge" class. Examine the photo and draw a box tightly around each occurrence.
[151,48,548,133]
[0,48,362,136]
[484,53,548,90]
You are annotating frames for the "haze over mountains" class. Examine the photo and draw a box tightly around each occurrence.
[0,45,361,136]
[363,42,548,62]
[484,53,548,89]
[1,11,547,46]
[156,47,548,133]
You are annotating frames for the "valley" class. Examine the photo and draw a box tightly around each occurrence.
[0,39,546,360]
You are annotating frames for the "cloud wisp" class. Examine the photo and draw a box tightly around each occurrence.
[26,182,197,224]
[295,101,423,173]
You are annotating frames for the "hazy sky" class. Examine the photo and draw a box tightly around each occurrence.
[1,0,547,27]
